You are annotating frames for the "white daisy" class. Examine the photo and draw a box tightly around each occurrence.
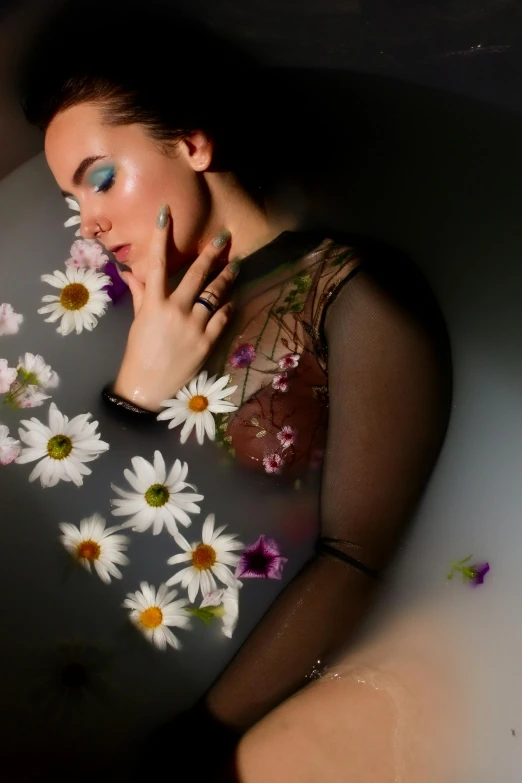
[0,423,21,465]
[0,303,23,336]
[123,581,191,651]
[17,353,59,390]
[38,267,112,336]
[166,513,243,603]
[16,402,110,487]
[111,450,203,537]
[200,586,240,639]
[64,196,81,236]
[59,513,129,584]
[157,371,238,445]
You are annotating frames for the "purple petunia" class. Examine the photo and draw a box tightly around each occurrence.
[235,535,288,579]
[470,562,490,587]
[230,343,256,369]
[103,262,129,303]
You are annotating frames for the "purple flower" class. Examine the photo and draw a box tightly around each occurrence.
[447,555,490,587]
[470,562,490,587]
[235,535,288,579]
[230,343,256,369]
[103,261,128,303]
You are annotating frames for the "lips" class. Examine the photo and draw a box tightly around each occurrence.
[110,244,131,263]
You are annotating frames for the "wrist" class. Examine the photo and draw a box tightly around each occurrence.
[114,362,165,413]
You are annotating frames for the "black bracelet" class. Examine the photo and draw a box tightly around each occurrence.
[316,537,381,580]
[101,384,159,418]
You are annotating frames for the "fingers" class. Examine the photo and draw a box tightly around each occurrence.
[144,204,171,302]
[121,271,145,316]
[191,257,241,326]
[175,229,231,310]
[205,301,234,343]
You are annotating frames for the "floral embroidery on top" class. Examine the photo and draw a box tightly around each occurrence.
[212,239,362,480]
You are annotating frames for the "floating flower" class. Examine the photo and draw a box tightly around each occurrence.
[0,359,17,394]
[278,353,300,370]
[277,425,297,450]
[64,196,81,236]
[111,450,203,536]
[166,513,243,603]
[0,423,20,465]
[272,373,289,393]
[263,453,284,474]
[6,382,50,409]
[38,267,112,336]
[59,513,130,584]
[102,261,128,303]
[123,581,191,651]
[65,239,109,271]
[235,534,288,579]
[0,303,23,336]
[16,402,109,487]
[196,586,240,638]
[18,353,59,390]
[157,371,238,445]
[447,555,491,587]
[229,343,256,369]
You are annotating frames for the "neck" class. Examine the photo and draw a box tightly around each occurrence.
[198,171,298,262]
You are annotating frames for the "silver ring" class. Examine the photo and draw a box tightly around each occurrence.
[195,297,217,314]
[200,289,220,305]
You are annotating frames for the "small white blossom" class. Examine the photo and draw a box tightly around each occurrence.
[0,303,23,336]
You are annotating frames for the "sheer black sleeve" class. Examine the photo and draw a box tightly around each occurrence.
[201,251,452,734]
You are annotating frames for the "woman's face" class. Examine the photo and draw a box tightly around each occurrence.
[45,101,212,282]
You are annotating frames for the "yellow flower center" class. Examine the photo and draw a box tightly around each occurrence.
[144,484,169,507]
[189,394,209,413]
[192,544,216,570]
[140,606,163,629]
[76,540,101,561]
[47,434,73,460]
[60,282,90,311]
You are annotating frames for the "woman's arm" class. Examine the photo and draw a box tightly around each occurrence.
[202,264,452,731]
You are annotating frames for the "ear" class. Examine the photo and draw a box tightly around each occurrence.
[178,131,214,172]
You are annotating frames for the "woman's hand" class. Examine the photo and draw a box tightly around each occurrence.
[113,205,237,412]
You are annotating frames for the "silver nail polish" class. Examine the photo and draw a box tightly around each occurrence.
[228,259,242,275]
[156,204,169,229]
[212,229,231,248]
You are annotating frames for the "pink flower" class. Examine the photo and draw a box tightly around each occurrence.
[272,373,288,392]
[235,535,288,579]
[263,453,284,474]
[277,425,296,449]
[278,353,300,370]
[0,359,17,394]
[0,303,23,336]
[8,382,50,408]
[65,239,109,271]
[0,424,21,465]
[230,343,256,369]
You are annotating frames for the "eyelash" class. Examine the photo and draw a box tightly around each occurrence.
[94,172,115,193]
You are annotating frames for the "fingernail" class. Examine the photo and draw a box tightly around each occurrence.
[156,204,169,229]
[228,259,242,276]
[212,229,231,248]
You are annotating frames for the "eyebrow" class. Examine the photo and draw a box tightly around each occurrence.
[60,154,108,198]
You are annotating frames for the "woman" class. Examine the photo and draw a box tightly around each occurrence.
[18,1,452,776]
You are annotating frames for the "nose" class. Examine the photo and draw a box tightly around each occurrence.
[81,213,111,241]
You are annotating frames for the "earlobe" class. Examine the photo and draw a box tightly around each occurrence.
[181,131,214,172]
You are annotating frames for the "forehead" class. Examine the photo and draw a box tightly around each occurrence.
[44,103,151,181]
